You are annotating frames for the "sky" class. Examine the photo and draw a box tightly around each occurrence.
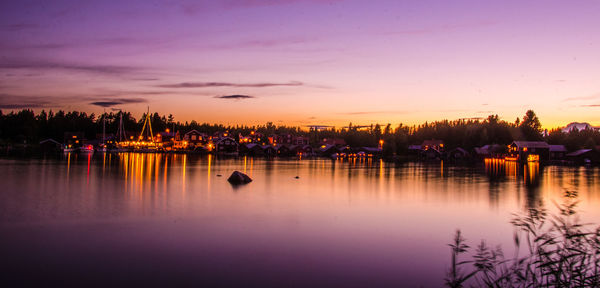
[1,0,599,129]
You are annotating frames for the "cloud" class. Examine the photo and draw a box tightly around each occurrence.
[581,104,600,107]
[131,78,160,81]
[157,81,303,88]
[89,98,148,108]
[206,36,318,50]
[0,58,141,76]
[0,94,57,109]
[0,103,47,109]
[564,93,600,102]
[214,94,255,99]
[90,101,122,108]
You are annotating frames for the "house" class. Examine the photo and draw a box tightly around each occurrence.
[184,130,207,147]
[214,137,238,154]
[566,149,600,165]
[338,145,353,155]
[275,144,293,156]
[421,139,444,151]
[549,145,567,160]
[289,144,313,156]
[240,143,264,156]
[39,138,62,152]
[448,147,470,160]
[156,131,176,148]
[509,141,550,162]
[358,147,382,156]
[474,144,506,158]
[261,145,277,157]
[318,144,339,156]
[408,144,423,157]
[424,147,442,159]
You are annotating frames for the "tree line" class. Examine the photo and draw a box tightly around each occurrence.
[1,109,598,154]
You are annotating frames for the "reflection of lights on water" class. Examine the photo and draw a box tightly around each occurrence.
[66,152,71,180]
[526,162,539,184]
[87,153,91,185]
[207,154,212,190]
[182,154,187,195]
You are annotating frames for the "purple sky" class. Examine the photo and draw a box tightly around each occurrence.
[1,0,599,128]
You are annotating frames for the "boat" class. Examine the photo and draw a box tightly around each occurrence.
[79,144,94,154]
[62,145,76,153]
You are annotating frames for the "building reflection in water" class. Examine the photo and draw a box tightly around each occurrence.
[52,154,600,221]
[484,158,542,208]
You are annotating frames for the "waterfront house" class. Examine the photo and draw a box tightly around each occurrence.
[214,136,238,154]
[156,131,176,149]
[240,143,264,156]
[408,144,423,157]
[339,145,352,155]
[474,144,506,159]
[420,140,444,159]
[358,147,382,156]
[39,138,62,152]
[261,144,277,156]
[184,130,207,148]
[318,144,339,156]
[289,144,313,156]
[566,149,600,165]
[509,141,550,162]
[421,139,444,152]
[275,144,293,156]
[448,147,470,160]
[549,145,567,160]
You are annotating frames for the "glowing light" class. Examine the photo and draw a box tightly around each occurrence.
[527,154,539,162]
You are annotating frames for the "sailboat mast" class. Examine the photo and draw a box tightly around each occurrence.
[102,110,106,144]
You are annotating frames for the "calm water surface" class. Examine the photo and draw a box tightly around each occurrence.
[1,154,599,287]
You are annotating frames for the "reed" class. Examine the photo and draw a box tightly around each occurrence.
[446,190,600,287]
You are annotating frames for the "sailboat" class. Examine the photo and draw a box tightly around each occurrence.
[97,112,109,152]
[111,111,131,152]
[135,107,159,152]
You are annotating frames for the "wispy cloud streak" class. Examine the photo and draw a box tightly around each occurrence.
[214,94,255,99]
[158,81,303,88]
[89,98,148,108]
[0,58,141,76]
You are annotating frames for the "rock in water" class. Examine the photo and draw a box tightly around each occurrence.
[227,171,252,185]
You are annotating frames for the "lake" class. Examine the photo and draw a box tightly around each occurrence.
[1,154,599,287]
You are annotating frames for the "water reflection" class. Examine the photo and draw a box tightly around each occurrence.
[1,155,599,287]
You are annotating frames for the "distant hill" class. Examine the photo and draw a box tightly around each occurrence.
[561,122,600,133]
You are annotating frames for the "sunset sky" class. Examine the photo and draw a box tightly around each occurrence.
[1,0,599,128]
